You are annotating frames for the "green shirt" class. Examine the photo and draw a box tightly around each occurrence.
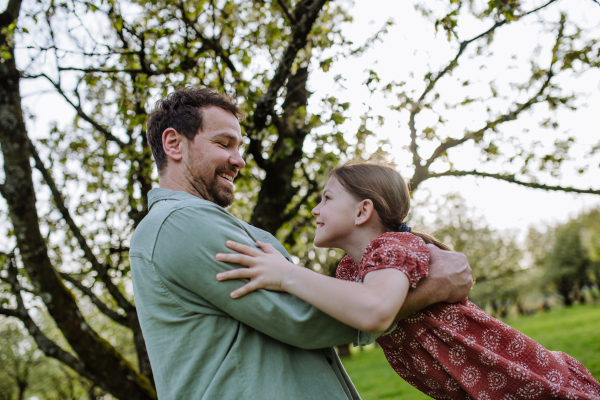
[130,188,362,400]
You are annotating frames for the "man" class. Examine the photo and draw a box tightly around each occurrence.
[130,87,473,399]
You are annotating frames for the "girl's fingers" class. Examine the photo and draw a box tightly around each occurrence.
[256,241,277,254]
[225,240,263,256]
[216,252,254,266]
[216,268,254,281]
[230,281,261,298]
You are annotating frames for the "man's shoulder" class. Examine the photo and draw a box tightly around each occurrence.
[131,194,245,254]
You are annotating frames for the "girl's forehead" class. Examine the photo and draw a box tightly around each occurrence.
[324,176,341,191]
[324,176,350,195]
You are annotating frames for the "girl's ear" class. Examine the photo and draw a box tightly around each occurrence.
[355,199,375,226]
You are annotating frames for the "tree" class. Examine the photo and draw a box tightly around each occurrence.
[531,208,600,306]
[1,0,599,397]
[369,0,600,195]
[1,0,385,397]
[412,195,528,316]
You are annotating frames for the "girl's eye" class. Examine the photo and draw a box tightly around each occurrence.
[324,196,331,201]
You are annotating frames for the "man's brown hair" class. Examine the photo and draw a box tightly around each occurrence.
[146,87,244,173]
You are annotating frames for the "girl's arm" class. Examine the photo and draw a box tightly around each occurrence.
[216,240,410,334]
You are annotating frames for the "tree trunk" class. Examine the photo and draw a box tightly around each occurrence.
[0,3,155,399]
[251,67,312,234]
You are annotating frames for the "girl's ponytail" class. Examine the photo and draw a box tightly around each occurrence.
[410,230,452,251]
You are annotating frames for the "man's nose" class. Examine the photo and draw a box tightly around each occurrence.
[229,150,246,169]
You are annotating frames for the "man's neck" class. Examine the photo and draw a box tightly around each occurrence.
[159,172,205,200]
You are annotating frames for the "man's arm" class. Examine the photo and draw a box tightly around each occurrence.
[154,205,358,349]
[394,244,473,322]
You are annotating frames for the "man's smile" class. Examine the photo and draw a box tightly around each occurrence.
[218,171,235,185]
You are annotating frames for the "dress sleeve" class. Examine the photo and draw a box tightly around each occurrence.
[358,232,430,288]
[335,255,359,282]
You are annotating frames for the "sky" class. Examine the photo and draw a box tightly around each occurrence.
[5,0,600,238]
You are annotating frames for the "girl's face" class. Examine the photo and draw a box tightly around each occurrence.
[311,177,360,249]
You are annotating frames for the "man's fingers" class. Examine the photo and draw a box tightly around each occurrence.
[230,281,261,299]
[225,240,263,256]
[216,252,254,266]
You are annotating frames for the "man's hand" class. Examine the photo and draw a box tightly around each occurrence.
[425,245,473,304]
[394,245,473,322]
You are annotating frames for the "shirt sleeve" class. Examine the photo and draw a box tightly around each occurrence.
[359,232,430,288]
[152,204,358,349]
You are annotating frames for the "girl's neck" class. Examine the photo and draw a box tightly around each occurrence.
[343,227,387,265]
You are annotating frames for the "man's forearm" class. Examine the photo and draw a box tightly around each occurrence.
[394,284,439,322]
[394,245,473,321]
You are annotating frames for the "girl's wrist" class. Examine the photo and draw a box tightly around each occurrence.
[280,261,304,293]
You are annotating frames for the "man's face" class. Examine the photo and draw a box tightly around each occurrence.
[182,106,245,208]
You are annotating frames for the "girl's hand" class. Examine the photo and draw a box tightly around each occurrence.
[216,241,296,298]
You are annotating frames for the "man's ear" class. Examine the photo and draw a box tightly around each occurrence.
[355,199,375,226]
[162,128,184,163]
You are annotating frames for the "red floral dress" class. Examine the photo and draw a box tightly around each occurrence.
[336,232,600,400]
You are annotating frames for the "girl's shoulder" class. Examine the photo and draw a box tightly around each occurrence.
[361,232,430,288]
[336,255,360,282]
[369,232,430,253]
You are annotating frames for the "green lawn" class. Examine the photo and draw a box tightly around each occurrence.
[341,303,600,400]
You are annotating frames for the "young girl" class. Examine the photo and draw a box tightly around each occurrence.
[215,162,600,400]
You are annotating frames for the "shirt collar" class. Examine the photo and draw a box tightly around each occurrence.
[148,188,206,210]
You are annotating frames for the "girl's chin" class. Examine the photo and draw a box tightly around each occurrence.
[313,237,326,248]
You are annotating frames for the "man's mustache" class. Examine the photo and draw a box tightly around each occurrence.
[215,165,238,179]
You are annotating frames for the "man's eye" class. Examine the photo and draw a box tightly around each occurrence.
[218,143,228,148]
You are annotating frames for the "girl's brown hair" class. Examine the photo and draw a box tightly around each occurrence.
[329,161,452,251]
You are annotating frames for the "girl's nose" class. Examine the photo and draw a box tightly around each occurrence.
[311,206,319,217]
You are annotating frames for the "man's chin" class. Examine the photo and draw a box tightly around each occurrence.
[213,189,234,208]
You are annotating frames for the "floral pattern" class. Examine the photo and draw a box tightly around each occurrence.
[336,232,600,399]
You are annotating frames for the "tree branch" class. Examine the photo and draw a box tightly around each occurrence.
[176,0,241,80]
[430,170,600,195]
[39,74,128,148]
[277,0,296,24]
[247,137,268,169]
[59,273,129,326]
[424,68,555,169]
[57,66,163,75]
[29,140,134,313]
[407,0,559,168]
[0,0,22,26]
[252,0,328,133]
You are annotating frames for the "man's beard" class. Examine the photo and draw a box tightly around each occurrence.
[190,165,236,208]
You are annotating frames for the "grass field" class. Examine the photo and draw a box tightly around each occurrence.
[341,303,600,400]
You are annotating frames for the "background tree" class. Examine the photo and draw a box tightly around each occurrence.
[411,195,530,317]
[530,208,600,306]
